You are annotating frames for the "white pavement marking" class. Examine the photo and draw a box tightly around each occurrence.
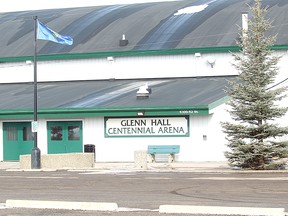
[26,177,63,179]
[159,205,285,216]
[80,170,135,175]
[145,177,172,180]
[0,176,77,179]
[6,200,118,211]
[25,176,78,179]
[0,176,23,178]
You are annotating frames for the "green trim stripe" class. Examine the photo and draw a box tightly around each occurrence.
[0,105,209,119]
[0,46,239,63]
[1,45,287,63]
[208,96,231,110]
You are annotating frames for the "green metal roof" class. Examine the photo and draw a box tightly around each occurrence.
[1,0,288,63]
[0,76,236,119]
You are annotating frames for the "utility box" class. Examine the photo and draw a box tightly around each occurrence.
[84,144,95,153]
[134,150,147,170]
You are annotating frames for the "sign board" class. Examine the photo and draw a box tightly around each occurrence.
[31,121,38,132]
[105,116,189,137]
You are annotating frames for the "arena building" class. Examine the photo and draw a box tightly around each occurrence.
[0,0,288,162]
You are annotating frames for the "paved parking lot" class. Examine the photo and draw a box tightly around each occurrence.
[0,163,287,216]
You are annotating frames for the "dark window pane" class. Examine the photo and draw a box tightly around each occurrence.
[23,127,34,141]
[51,126,62,140]
[68,126,80,140]
[7,126,18,141]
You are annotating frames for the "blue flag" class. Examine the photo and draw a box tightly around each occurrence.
[37,20,73,45]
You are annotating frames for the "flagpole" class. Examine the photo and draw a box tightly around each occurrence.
[31,15,41,169]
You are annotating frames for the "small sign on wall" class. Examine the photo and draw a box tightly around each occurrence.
[31,121,38,132]
[105,116,189,137]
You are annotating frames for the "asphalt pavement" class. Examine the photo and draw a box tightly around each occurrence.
[0,161,287,216]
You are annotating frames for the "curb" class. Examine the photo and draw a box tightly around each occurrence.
[6,169,57,172]
[6,200,118,211]
[4,167,288,173]
[5,200,286,216]
[1,162,288,173]
[159,205,286,216]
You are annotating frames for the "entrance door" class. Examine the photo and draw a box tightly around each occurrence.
[3,122,34,161]
[47,121,82,154]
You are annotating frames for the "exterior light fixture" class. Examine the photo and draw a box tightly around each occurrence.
[137,111,145,116]
[107,56,114,62]
[207,57,216,68]
[26,60,33,65]
[203,135,207,141]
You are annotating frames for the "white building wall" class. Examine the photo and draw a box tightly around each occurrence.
[37,119,48,155]
[273,51,288,87]
[81,114,229,162]
[182,111,228,162]
[208,104,232,160]
[1,51,287,83]
[0,52,237,83]
[183,115,208,161]
[83,117,105,161]
[85,116,190,162]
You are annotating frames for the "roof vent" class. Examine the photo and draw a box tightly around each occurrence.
[137,83,151,99]
[144,83,152,94]
[119,34,129,46]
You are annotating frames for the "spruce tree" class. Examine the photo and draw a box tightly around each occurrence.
[221,0,288,170]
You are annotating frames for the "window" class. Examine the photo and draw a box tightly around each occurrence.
[51,126,63,140]
[23,127,34,141]
[7,126,18,141]
[68,126,80,140]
